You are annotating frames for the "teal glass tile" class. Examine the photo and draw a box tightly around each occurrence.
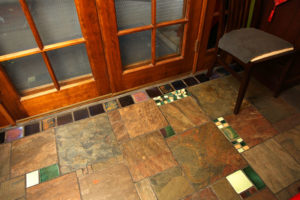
[240,141,247,146]
[39,164,59,183]
[243,166,265,190]
[222,126,239,140]
[232,141,238,144]
[165,126,175,137]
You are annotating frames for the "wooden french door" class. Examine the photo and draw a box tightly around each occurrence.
[0,0,110,126]
[97,0,204,91]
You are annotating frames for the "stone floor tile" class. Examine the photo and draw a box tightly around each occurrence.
[108,110,129,142]
[276,180,300,200]
[275,125,300,163]
[150,167,194,200]
[273,113,300,133]
[243,139,300,193]
[167,123,247,189]
[185,188,218,200]
[27,173,81,200]
[135,179,157,200]
[11,130,57,177]
[122,132,177,182]
[280,84,300,112]
[189,76,250,119]
[78,164,139,200]
[245,188,277,200]
[211,178,241,200]
[56,114,121,174]
[225,106,278,147]
[159,96,209,134]
[0,143,10,182]
[119,100,168,138]
[0,176,25,200]
[92,155,124,173]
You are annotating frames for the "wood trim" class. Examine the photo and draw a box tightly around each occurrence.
[117,25,153,36]
[156,18,188,28]
[44,38,86,51]
[181,0,191,58]
[41,52,60,90]
[0,48,41,62]
[0,102,15,125]
[151,0,157,65]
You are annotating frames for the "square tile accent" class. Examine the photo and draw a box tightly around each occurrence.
[153,89,191,106]
[0,132,4,144]
[160,126,175,138]
[26,170,39,188]
[39,164,59,183]
[118,95,134,107]
[89,104,105,116]
[41,118,56,131]
[159,84,174,94]
[226,170,253,194]
[57,113,73,126]
[5,127,24,142]
[104,100,119,112]
[183,77,198,86]
[171,80,186,90]
[232,138,249,153]
[213,117,229,129]
[243,166,265,190]
[195,74,209,83]
[146,87,162,98]
[73,108,89,121]
[132,91,149,103]
[24,123,40,136]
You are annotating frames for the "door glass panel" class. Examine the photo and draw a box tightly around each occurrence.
[115,0,151,31]
[0,0,36,55]
[1,54,52,92]
[47,44,92,81]
[27,0,82,45]
[156,24,184,59]
[157,0,185,23]
[119,30,152,67]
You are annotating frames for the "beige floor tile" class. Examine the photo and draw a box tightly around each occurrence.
[0,176,25,200]
[135,179,157,200]
[0,143,10,182]
[211,178,241,200]
[276,180,300,200]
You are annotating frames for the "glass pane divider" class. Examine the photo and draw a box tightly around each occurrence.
[44,38,86,52]
[156,18,188,28]
[41,52,60,90]
[117,25,154,36]
[0,48,41,62]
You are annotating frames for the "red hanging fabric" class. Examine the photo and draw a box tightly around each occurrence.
[268,0,289,22]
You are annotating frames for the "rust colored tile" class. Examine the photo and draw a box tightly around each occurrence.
[27,173,81,200]
[119,100,168,138]
[78,164,139,200]
[160,96,209,134]
[57,113,73,126]
[122,132,177,182]
[167,123,247,189]
[0,176,25,200]
[73,108,89,121]
[111,121,130,142]
[108,109,122,123]
[225,106,278,147]
[0,143,11,182]
[246,188,277,200]
[11,130,57,177]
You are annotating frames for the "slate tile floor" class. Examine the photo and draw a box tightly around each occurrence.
[0,72,300,200]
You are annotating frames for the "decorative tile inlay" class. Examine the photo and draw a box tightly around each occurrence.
[41,118,56,131]
[39,164,59,183]
[132,91,149,103]
[73,108,89,121]
[146,87,162,98]
[26,170,39,188]
[159,84,174,94]
[232,138,249,153]
[57,113,73,126]
[195,74,209,83]
[118,95,134,107]
[150,167,194,200]
[183,77,198,86]
[243,166,265,191]
[0,132,4,144]
[104,100,119,112]
[213,117,229,129]
[122,131,177,182]
[160,126,175,138]
[226,170,253,194]
[24,123,40,136]
[89,103,105,116]
[5,127,24,142]
[171,80,186,90]
[153,89,190,106]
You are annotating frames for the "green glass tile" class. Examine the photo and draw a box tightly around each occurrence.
[165,126,175,138]
[222,126,239,140]
[240,141,247,146]
[39,164,59,183]
[213,119,218,123]
[243,166,265,190]
[221,120,226,124]
[232,141,238,144]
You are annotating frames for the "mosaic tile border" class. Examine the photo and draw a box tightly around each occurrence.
[214,117,250,153]
[26,164,60,188]
[153,89,191,106]
[0,66,236,142]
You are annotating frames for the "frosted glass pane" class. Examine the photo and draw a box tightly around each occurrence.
[0,0,36,55]
[119,30,152,67]
[1,54,52,92]
[157,0,185,23]
[115,0,151,30]
[47,44,92,81]
[156,24,183,59]
[27,0,82,45]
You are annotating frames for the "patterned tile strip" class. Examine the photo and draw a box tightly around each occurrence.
[26,164,60,188]
[153,89,191,106]
[214,117,250,153]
